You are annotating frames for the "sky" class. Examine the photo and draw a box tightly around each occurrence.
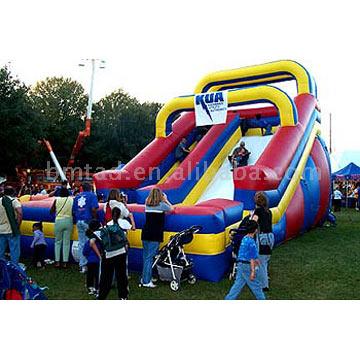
[1,0,359,153]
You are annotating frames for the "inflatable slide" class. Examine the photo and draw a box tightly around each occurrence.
[19,60,331,281]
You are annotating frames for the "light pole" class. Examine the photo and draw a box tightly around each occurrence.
[67,59,105,168]
[78,58,106,121]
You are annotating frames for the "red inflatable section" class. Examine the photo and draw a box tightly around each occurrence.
[234,94,316,190]
[311,139,331,225]
[94,106,280,192]
[285,184,305,240]
[94,111,196,189]
[152,107,280,192]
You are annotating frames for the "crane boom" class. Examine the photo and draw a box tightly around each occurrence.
[67,118,91,167]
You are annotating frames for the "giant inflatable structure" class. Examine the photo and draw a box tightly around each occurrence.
[20,60,331,281]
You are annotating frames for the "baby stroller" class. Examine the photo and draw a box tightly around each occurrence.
[152,225,202,291]
[228,215,252,281]
[0,259,48,300]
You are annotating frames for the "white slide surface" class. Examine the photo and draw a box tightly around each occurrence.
[196,135,273,203]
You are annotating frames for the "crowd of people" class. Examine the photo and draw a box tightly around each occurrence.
[0,121,275,301]
[0,176,275,300]
[0,120,296,300]
[332,181,360,211]
[18,183,48,196]
[15,181,83,198]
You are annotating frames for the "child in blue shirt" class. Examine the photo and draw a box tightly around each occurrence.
[225,220,265,300]
[84,220,103,296]
[31,222,47,268]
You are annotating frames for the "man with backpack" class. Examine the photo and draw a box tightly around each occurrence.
[0,187,23,264]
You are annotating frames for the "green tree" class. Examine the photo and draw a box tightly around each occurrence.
[30,77,88,166]
[80,89,161,169]
[0,66,43,175]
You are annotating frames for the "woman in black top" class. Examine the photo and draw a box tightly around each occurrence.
[252,192,274,291]
[140,188,173,288]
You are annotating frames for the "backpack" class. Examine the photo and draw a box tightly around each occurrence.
[104,203,112,224]
[100,223,128,254]
[229,215,253,253]
[238,214,252,231]
[1,196,20,236]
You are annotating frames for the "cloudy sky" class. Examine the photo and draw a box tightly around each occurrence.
[1,0,359,152]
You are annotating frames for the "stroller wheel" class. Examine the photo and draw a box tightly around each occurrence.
[170,280,180,292]
[188,274,197,285]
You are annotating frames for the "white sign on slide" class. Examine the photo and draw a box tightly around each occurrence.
[194,90,228,126]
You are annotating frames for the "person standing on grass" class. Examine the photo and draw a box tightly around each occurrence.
[0,187,23,264]
[225,220,265,300]
[72,182,99,273]
[333,187,343,212]
[141,188,173,288]
[355,182,360,211]
[84,220,103,297]
[51,187,73,269]
[252,191,274,292]
[98,207,129,300]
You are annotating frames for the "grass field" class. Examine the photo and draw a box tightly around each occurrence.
[25,209,360,300]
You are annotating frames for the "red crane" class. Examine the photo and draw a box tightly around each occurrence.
[67,117,91,168]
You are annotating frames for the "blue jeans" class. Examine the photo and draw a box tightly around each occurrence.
[0,233,21,264]
[257,233,274,288]
[76,221,89,267]
[258,255,271,288]
[142,241,160,284]
[225,263,266,300]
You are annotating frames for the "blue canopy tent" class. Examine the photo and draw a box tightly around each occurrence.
[332,162,360,180]
[332,162,360,208]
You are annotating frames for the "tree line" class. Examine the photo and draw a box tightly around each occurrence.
[0,65,162,176]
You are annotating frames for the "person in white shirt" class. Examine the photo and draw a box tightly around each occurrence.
[103,189,136,230]
[333,188,343,212]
